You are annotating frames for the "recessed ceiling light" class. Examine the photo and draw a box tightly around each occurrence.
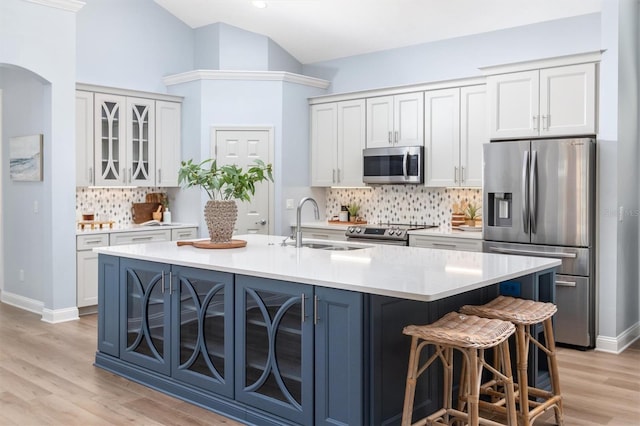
[251,1,268,8]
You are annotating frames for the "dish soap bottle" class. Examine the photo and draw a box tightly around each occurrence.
[163,208,172,224]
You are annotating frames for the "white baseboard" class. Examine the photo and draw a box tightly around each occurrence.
[1,290,44,314]
[0,290,79,323]
[41,307,80,323]
[596,322,640,354]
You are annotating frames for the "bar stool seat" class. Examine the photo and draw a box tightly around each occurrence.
[460,296,564,426]
[402,312,518,426]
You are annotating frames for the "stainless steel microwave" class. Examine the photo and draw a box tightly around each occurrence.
[362,146,424,184]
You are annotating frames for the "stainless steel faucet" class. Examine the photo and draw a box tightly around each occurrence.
[295,197,319,247]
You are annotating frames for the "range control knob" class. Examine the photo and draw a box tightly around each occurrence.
[355,227,362,233]
[347,227,354,233]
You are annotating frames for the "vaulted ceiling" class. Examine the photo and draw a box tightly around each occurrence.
[153,0,602,64]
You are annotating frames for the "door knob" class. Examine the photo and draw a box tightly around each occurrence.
[256,219,267,225]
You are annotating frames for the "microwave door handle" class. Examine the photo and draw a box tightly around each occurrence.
[522,150,530,234]
[402,151,408,180]
[530,150,538,234]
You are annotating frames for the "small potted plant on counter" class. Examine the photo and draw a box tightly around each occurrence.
[178,158,273,243]
[464,202,481,227]
[347,202,361,223]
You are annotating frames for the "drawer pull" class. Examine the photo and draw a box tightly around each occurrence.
[433,243,456,249]
[132,236,153,242]
[85,239,104,245]
[556,280,577,287]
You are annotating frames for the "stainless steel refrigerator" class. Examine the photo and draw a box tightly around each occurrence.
[483,137,596,348]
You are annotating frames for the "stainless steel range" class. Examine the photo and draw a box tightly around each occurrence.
[345,223,438,246]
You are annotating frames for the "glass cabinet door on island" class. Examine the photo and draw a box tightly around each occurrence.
[171,266,234,397]
[119,258,171,375]
[235,275,314,425]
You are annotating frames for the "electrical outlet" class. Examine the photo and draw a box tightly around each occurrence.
[19,269,24,282]
[33,200,39,214]
[619,206,624,222]
[286,199,294,210]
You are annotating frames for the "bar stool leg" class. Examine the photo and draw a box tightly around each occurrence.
[515,324,531,425]
[543,318,564,426]
[402,336,420,426]
[467,348,480,426]
[499,339,518,426]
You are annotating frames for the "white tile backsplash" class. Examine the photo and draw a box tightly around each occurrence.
[326,186,482,226]
[76,187,163,225]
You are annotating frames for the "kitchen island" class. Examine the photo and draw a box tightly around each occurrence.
[94,234,560,426]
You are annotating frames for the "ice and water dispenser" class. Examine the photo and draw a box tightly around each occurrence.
[487,193,512,227]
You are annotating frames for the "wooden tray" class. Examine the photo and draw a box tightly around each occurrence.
[328,220,367,225]
[77,220,115,230]
[177,239,247,249]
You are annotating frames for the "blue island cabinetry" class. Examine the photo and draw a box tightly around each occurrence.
[95,254,554,426]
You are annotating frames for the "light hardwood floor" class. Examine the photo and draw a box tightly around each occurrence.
[0,301,638,425]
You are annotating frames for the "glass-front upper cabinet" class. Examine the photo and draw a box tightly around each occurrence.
[94,93,126,185]
[93,94,155,186]
[127,97,155,186]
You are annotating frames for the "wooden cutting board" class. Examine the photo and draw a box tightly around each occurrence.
[177,239,247,249]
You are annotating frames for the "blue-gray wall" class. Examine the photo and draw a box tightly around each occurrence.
[76,0,194,92]
[303,14,601,94]
[1,0,77,314]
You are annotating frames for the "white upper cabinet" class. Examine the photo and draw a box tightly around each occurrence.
[366,92,423,148]
[155,101,182,187]
[459,85,487,187]
[425,88,460,187]
[311,103,338,186]
[337,100,366,186]
[80,85,182,187]
[76,90,94,187]
[488,63,596,139]
[425,85,486,188]
[539,64,596,136]
[311,99,365,187]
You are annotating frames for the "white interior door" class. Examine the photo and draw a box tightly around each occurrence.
[213,128,273,235]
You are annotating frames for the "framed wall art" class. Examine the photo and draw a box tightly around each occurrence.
[9,134,43,181]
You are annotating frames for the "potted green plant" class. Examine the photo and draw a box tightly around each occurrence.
[464,202,481,226]
[347,202,360,222]
[178,158,273,243]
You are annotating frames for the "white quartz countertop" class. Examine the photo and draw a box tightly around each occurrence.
[77,223,198,235]
[95,234,559,302]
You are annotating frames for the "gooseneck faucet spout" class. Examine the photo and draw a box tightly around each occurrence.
[296,197,320,248]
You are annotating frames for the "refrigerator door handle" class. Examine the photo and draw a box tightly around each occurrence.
[530,150,538,234]
[556,280,577,287]
[522,150,530,233]
[487,246,577,259]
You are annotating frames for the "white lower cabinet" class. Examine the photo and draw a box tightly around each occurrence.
[76,227,197,309]
[294,226,348,241]
[409,234,482,252]
[76,234,110,307]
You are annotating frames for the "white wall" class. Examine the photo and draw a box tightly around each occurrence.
[0,0,78,317]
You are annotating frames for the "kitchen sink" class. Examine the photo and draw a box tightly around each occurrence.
[286,241,369,251]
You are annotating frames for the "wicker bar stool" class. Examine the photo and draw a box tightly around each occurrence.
[401,312,517,426]
[460,296,563,426]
